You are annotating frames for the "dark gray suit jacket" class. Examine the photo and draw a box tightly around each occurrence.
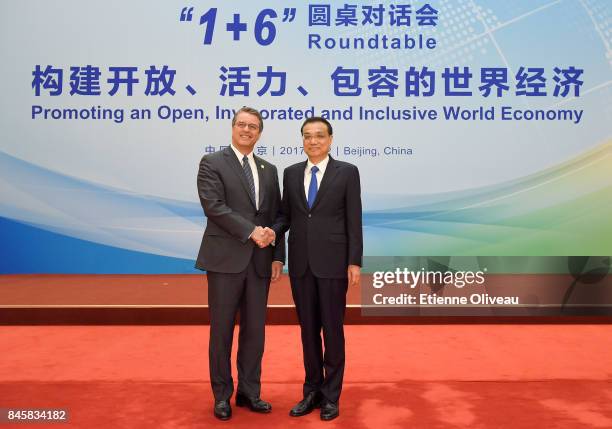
[196,146,284,277]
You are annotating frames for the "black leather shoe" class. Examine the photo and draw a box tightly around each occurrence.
[320,401,339,421]
[214,400,232,420]
[289,391,322,417]
[235,392,272,413]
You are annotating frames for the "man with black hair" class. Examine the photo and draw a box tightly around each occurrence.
[273,117,363,421]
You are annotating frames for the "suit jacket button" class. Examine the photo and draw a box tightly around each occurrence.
[308,214,312,218]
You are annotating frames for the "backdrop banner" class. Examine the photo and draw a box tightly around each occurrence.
[1,1,610,314]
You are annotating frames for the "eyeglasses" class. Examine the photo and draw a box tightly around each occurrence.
[235,122,260,131]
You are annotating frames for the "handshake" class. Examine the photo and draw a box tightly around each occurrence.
[250,226,276,248]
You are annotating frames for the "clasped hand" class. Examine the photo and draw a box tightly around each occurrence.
[251,226,276,248]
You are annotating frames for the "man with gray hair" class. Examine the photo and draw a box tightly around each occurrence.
[196,107,284,420]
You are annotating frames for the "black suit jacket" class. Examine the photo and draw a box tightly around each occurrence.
[195,146,285,276]
[273,156,362,279]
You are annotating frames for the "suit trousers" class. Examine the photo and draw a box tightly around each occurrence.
[290,265,348,403]
[207,258,270,401]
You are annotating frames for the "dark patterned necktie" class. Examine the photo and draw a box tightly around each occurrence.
[242,155,256,204]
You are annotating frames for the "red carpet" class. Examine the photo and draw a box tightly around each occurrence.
[1,325,612,428]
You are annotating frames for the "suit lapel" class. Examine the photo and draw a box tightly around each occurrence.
[253,155,266,208]
[296,160,309,210]
[223,147,257,208]
[310,156,338,211]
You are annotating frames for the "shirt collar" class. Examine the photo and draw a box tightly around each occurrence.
[230,143,254,163]
[306,155,329,174]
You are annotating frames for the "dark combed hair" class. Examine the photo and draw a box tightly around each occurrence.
[300,116,333,136]
[232,106,264,132]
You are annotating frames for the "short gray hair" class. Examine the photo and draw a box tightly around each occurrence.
[232,106,263,132]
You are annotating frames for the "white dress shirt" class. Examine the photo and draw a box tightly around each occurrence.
[304,156,329,200]
[231,144,260,209]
